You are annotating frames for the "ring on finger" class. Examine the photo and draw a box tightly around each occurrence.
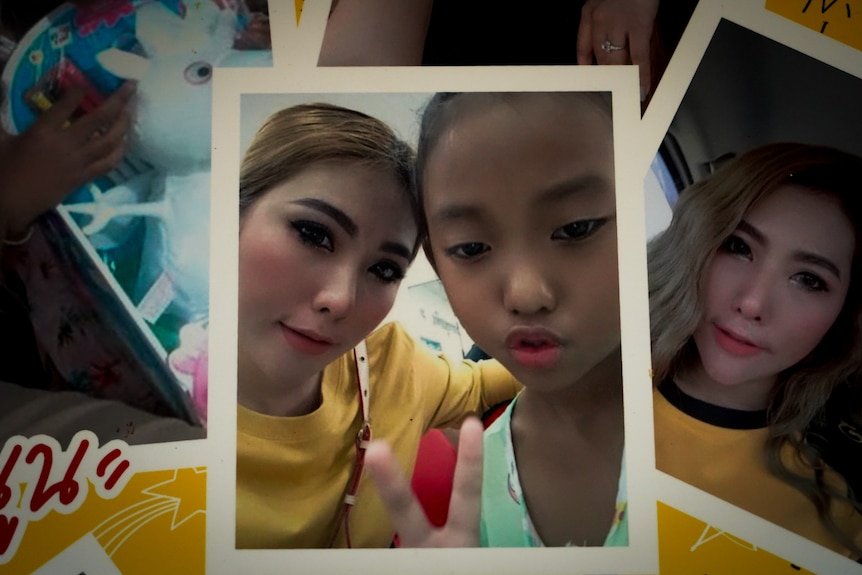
[600,40,624,53]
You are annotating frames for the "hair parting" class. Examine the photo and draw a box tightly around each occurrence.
[239,102,422,257]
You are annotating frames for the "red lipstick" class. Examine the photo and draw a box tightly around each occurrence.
[713,324,764,357]
[280,324,335,356]
[505,327,563,370]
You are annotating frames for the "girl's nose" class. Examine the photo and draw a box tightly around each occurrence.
[502,259,556,316]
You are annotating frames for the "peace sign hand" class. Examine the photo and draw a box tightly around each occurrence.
[365,417,484,548]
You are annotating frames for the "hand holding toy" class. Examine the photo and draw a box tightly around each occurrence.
[0,81,134,239]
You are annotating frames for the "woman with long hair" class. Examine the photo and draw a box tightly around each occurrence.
[649,142,862,558]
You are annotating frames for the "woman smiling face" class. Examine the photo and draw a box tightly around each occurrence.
[689,185,855,409]
[237,162,418,403]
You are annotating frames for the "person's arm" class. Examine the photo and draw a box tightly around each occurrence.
[576,0,660,100]
[413,340,521,429]
[318,0,434,66]
[365,323,520,428]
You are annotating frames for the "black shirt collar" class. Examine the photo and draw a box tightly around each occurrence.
[658,378,769,430]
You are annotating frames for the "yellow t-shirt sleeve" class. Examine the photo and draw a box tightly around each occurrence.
[396,327,521,429]
[366,322,520,430]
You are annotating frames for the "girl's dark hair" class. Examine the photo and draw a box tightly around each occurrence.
[414,91,612,267]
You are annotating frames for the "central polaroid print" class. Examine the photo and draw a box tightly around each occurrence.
[231,87,643,555]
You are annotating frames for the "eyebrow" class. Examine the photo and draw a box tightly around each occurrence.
[535,174,612,206]
[292,197,412,261]
[429,173,612,225]
[292,198,357,236]
[380,241,413,261]
[737,220,843,279]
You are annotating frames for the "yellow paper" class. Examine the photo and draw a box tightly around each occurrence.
[766,0,862,51]
[658,502,816,574]
[2,468,206,575]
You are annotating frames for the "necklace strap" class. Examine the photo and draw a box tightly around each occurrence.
[354,340,370,436]
[329,340,372,548]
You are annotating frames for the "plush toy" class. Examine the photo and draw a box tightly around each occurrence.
[72,0,270,420]
[82,1,269,325]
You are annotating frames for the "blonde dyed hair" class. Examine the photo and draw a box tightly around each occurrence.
[239,102,419,251]
[648,142,862,554]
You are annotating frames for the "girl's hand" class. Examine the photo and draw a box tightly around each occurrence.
[365,417,484,548]
[0,81,135,239]
[576,0,660,100]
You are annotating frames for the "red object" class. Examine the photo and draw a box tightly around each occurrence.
[399,400,512,544]
[26,57,105,120]
[73,0,135,36]
[55,58,105,114]
[410,429,458,528]
[481,400,511,428]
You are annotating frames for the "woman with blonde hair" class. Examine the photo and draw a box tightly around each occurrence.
[649,142,862,558]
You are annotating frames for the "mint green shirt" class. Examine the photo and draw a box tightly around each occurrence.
[480,396,628,547]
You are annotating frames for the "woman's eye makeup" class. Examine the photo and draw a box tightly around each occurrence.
[289,216,406,284]
[444,241,490,260]
[550,218,608,241]
[290,220,334,251]
[791,271,829,293]
[720,234,752,258]
[368,260,405,284]
[441,217,611,260]
[719,232,832,293]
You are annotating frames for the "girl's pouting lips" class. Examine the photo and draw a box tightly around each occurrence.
[712,323,766,357]
[279,323,336,356]
[505,326,563,370]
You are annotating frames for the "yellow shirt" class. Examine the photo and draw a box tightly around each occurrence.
[236,322,520,548]
[654,383,862,558]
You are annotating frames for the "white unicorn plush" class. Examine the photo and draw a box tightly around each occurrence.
[77,0,270,322]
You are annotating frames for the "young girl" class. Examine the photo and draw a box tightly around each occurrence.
[368,91,627,547]
[649,143,862,558]
[235,102,520,549]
